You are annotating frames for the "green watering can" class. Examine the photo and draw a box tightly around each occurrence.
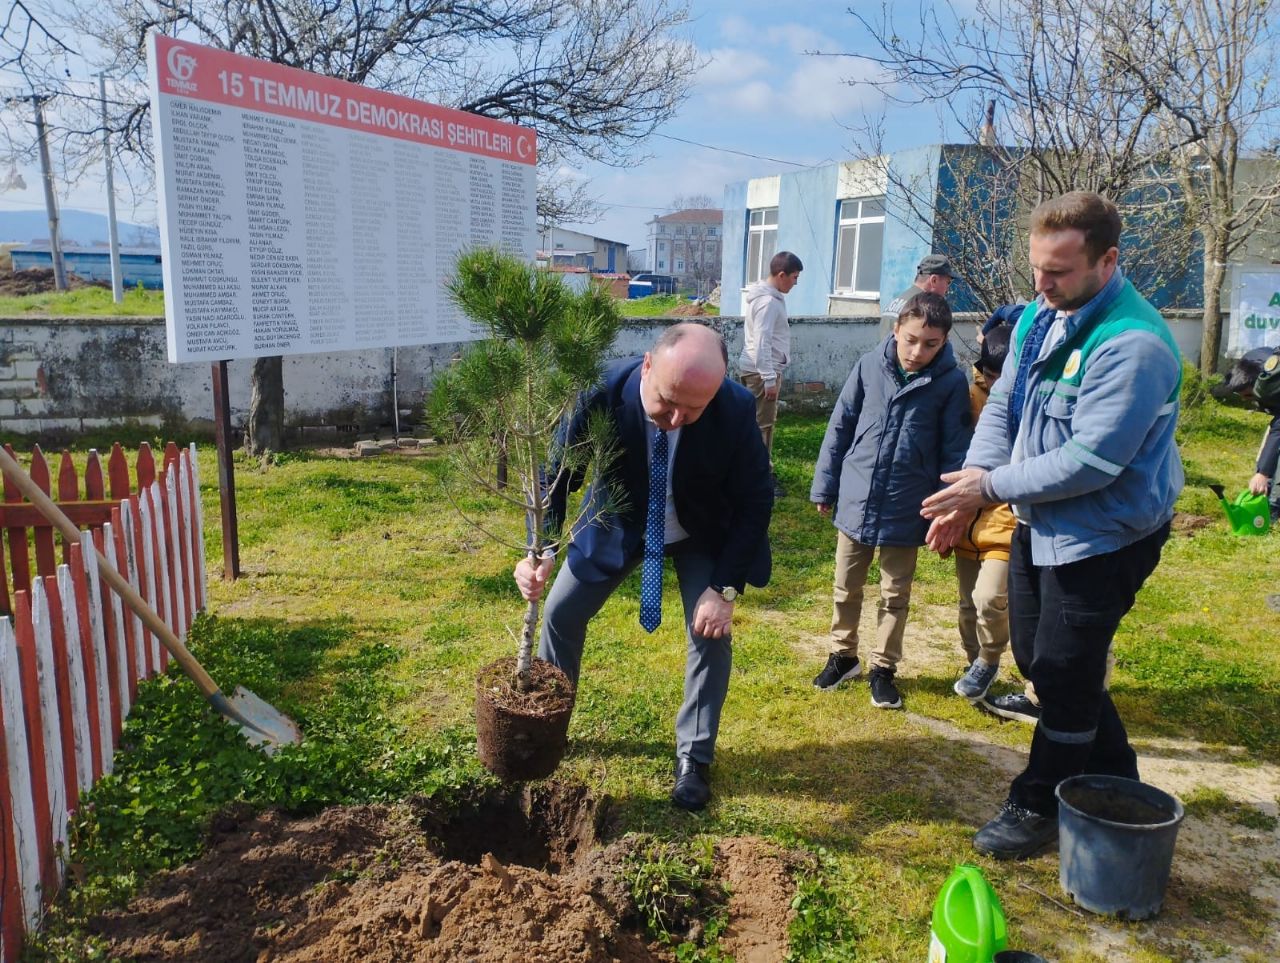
[930,864,1008,962]
[1209,485,1271,536]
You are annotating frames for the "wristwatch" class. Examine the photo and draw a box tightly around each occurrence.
[710,584,738,602]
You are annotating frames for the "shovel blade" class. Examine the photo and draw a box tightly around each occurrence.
[212,686,302,754]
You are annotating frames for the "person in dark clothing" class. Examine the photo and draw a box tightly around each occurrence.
[977,302,1027,344]
[514,323,773,812]
[1222,347,1280,523]
[810,292,972,710]
[881,254,955,329]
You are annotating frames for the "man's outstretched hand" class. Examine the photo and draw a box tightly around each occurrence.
[921,467,992,554]
[921,467,991,518]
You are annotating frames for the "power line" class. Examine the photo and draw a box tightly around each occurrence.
[653,132,811,168]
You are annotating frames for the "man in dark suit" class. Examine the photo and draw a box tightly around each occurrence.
[514,323,773,810]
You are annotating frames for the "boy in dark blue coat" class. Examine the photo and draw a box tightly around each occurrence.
[810,293,972,709]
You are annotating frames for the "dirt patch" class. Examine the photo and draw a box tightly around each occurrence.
[909,713,1280,959]
[0,266,109,296]
[88,786,802,962]
[716,837,803,963]
[668,302,710,316]
[1170,511,1215,534]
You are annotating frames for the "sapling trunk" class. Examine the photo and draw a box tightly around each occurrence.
[515,348,544,694]
[516,587,539,692]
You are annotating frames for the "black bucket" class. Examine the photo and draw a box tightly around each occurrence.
[994,953,1050,963]
[1056,774,1184,920]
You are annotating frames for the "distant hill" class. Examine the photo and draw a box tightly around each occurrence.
[0,209,160,247]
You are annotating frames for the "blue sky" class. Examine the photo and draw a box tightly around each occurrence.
[567,2,889,245]
[557,1,966,249]
[0,1,965,249]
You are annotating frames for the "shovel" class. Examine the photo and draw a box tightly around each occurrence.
[0,446,301,753]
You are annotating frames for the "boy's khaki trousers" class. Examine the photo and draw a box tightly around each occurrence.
[830,532,918,671]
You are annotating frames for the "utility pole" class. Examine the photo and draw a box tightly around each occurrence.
[12,94,68,291]
[97,73,124,303]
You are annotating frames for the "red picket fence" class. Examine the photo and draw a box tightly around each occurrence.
[0,442,207,961]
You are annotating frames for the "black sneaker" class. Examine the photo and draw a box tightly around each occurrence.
[981,693,1041,724]
[813,653,862,690]
[973,798,1058,859]
[868,667,902,709]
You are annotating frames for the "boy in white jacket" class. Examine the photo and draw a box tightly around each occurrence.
[739,251,803,496]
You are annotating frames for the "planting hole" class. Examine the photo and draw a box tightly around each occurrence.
[416,781,605,873]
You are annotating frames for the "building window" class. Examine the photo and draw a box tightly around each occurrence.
[658,259,666,269]
[834,197,885,296]
[707,226,718,237]
[658,241,666,252]
[676,259,685,271]
[746,207,778,284]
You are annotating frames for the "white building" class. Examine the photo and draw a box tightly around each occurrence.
[536,226,628,274]
[644,209,723,295]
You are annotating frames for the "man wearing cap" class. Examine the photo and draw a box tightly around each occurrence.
[882,254,955,333]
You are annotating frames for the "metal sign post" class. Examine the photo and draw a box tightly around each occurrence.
[210,361,241,580]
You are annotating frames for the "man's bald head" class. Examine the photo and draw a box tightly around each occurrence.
[641,323,727,430]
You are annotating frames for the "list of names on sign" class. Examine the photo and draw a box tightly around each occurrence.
[148,34,537,363]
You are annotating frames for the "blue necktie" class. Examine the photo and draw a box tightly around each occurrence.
[639,429,668,632]
[1008,308,1055,444]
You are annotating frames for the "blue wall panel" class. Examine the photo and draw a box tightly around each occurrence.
[881,145,942,304]
[776,164,840,316]
[11,249,165,289]
[720,180,749,305]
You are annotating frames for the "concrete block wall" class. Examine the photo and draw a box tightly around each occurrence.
[0,313,1208,441]
[0,326,56,427]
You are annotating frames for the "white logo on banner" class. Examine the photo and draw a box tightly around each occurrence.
[166,45,198,93]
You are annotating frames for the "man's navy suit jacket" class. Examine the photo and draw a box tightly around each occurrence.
[548,357,773,592]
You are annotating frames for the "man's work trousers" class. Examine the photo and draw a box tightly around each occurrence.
[829,533,918,671]
[1006,521,1169,816]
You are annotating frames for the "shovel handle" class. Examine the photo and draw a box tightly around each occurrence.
[0,446,221,700]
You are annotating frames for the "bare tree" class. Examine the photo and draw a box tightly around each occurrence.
[680,225,719,297]
[25,0,696,453]
[836,0,1280,370]
[661,194,721,296]
[1100,0,1280,374]
[668,192,717,212]
[0,0,76,87]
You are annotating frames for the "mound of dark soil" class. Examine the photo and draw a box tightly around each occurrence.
[0,267,110,296]
[86,784,801,962]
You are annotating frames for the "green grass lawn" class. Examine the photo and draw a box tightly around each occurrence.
[0,285,166,317]
[0,287,697,319]
[22,373,1280,962]
[619,293,719,317]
